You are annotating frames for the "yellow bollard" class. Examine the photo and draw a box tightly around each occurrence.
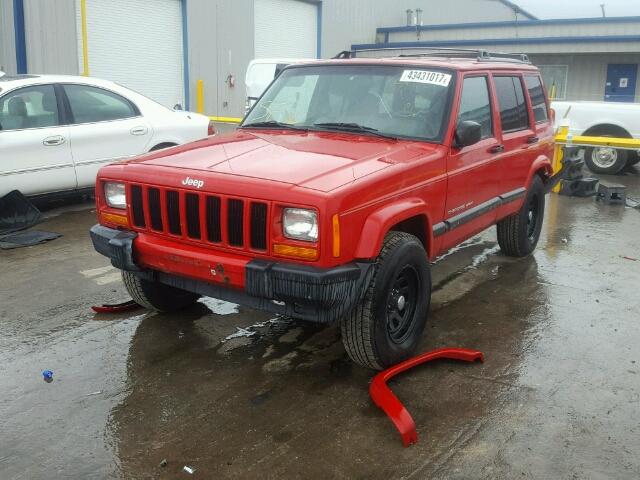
[196,80,204,114]
[552,125,569,193]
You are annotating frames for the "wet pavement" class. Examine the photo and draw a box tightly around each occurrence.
[1,169,639,479]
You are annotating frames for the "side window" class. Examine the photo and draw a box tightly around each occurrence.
[524,75,549,123]
[64,84,137,124]
[457,76,493,139]
[0,85,59,131]
[494,76,530,133]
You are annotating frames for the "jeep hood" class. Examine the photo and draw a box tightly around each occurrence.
[126,129,438,192]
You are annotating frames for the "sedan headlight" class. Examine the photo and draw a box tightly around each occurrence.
[104,182,126,209]
[283,208,318,242]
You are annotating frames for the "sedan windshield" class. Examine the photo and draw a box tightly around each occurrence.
[242,64,454,142]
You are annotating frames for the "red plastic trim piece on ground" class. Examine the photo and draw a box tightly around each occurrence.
[369,347,484,447]
[91,300,140,313]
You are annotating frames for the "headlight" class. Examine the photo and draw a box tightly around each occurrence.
[283,208,318,242]
[104,182,126,209]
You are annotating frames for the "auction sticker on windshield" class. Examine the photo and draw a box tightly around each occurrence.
[400,70,452,87]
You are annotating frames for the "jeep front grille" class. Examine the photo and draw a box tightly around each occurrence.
[128,184,269,252]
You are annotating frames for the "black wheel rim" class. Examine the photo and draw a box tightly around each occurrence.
[526,194,539,241]
[386,265,419,344]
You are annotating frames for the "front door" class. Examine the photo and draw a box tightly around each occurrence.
[0,84,75,197]
[441,74,501,251]
[605,64,638,102]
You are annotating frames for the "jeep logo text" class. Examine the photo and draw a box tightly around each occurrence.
[182,176,204,189]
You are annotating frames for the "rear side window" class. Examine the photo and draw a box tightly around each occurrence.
[0,84,59,130]
[457,76,492,139]
[64,84,138,124]
[524,75,549,123]
[494,76,529,133]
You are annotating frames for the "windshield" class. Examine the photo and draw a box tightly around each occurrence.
[242,64,455,142]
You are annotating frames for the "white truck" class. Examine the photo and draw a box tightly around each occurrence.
[552,101,640,174]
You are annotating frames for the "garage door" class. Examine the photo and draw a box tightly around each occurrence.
[75,0,184,108]
[254,0,317,59]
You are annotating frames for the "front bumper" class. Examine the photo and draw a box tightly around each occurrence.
[90,224,373,323]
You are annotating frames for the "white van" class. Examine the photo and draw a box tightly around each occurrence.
[244,58,315,113]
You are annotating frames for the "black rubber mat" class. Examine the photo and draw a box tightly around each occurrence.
[0,230,62,250]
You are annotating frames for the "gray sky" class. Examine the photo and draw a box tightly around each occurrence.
[514,0,640,19]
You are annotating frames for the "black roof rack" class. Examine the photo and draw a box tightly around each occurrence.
[333,47,530,64]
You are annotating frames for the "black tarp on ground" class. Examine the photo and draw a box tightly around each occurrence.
[0,190,62,249]
[0,190,43,235]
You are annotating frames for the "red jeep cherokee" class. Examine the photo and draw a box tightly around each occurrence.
[91,50,556,370]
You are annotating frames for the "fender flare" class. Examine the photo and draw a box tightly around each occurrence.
[354,198,432,259]
[369,347,485,447]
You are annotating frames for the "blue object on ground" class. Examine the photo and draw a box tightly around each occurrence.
[42,370,53,382]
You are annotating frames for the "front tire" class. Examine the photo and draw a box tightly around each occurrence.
[497,175,545,257]
[122,271,200,312]
[341,232,431,370]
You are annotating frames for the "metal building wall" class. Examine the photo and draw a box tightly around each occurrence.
[0,0,17,73]
[186,0,254,119]
[320,0,522,57]
[529,53,640,103]
[385,20,640,54]
[23,0,78,74]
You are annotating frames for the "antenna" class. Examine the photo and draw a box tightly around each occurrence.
[600,3,606,17]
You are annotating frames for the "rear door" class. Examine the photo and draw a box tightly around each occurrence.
[441,73,502,250]
[62,83,152,189]
[0,84,75,197]
[492,74,538,216]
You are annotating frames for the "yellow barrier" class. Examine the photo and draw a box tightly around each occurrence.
[209,116,243,123]
[552,129,640,193]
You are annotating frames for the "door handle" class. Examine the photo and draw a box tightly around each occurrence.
[43,135,65,146]
[489,144,504,153]
[130,126,148,135]
[526,136,539,144]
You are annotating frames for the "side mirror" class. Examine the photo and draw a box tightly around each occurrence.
[173,103,183,111]
[454,120,482,148]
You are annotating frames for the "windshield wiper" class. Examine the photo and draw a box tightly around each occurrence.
[312,122,398,140]
[241,120,308,131]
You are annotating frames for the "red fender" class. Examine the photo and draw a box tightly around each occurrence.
[354,198,432,259]
[369,347,484,447]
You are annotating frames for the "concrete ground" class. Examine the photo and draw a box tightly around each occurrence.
[1,168,639,479]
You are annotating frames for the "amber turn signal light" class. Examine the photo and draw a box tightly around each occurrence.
[273,243,318,260]
[100,212,129,227]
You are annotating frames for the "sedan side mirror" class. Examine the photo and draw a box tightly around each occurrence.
[454,121,482,148]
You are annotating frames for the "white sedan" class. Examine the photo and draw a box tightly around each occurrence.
[0,74,213,198]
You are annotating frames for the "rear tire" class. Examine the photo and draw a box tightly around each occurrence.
[497,175,545,257]
[341,232,430,370]
[122,271,200,312]
[584,145,628,174]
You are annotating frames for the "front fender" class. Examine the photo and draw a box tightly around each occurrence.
[526,154,553,188]
[354,198,432,259]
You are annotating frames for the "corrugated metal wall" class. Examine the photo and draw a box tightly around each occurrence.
[23,0,78,74]
[529,53,640,103]
[186,0,254,118]
[0,0,17,74]
[321,0,520,57]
